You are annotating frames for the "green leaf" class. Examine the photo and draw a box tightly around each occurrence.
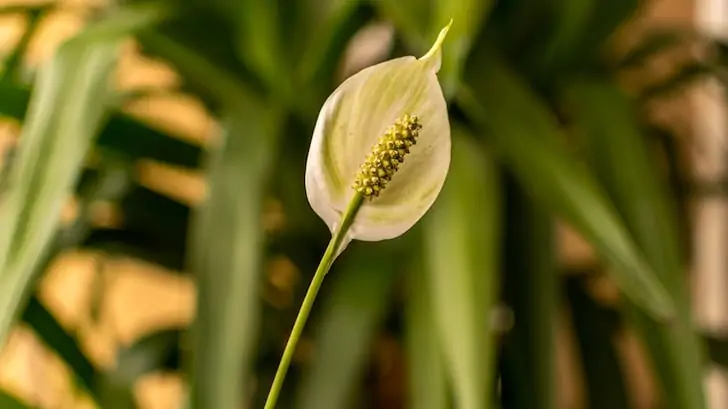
[499,172,555,409]
[374,0,430,52]
[0,390,30,409]
[534,0,594,76]
[187,104,283,409]
[565,275,630,409]
[294,1,373,112]
[0,81,202,168]
[563,80,706,409]
[406,256,449,409]
[0,3,169,348]
[458,50,674,320]
[234,0,287,101]
[18,158,138,401]
[431,0,492,97]
[422,130,501,409]
[293,244,398,409]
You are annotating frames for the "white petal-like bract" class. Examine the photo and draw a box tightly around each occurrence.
[305,23,452,241]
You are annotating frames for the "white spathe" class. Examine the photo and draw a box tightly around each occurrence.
[305,22,452,241]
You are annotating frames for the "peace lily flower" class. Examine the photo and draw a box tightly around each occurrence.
[264,22,453,409]
[305,21,453,243]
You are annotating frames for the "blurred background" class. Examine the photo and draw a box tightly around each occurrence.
[0,0,726,408]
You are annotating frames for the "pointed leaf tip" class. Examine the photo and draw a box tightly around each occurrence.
[419,19,453,72]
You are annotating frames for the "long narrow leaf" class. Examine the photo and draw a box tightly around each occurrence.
[187,105,283,409]
[374,0,430,52]
[533,0,593,76]
[458,50,674,319]
[0,3,168,348]
[423,130,501,409]
[295,1,372,114]
[564,80,706,409]
[431,0,492,97]
[0,81,202,168]
[406,256,449,409]
[234,0,286,99]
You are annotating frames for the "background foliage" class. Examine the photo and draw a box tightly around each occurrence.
[0,0,726,408]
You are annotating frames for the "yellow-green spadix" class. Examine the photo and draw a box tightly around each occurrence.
[305,22,453,243]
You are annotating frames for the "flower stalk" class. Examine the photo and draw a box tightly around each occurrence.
[263,193,363,409]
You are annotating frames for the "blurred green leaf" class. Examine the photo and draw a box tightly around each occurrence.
[20,160,141,401]
[565,275,630,409]
[234,0,287,100]
[0,81,202,168]
[406,256,449,409]
[423,130,501,409]
[0,391,30,409]
[458,50,674,320]
[534,0,593,77]
[499,172,555,409]
[0,3,168,348]
[374,0,430,52]
[564,80,706,409]
[187,104,283,409]
[432,0,491,97]
[293,245,399,409]
[481,0,551,69]
[295,1,373,112]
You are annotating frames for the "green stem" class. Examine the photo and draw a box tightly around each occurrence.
[263,193,364,409]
